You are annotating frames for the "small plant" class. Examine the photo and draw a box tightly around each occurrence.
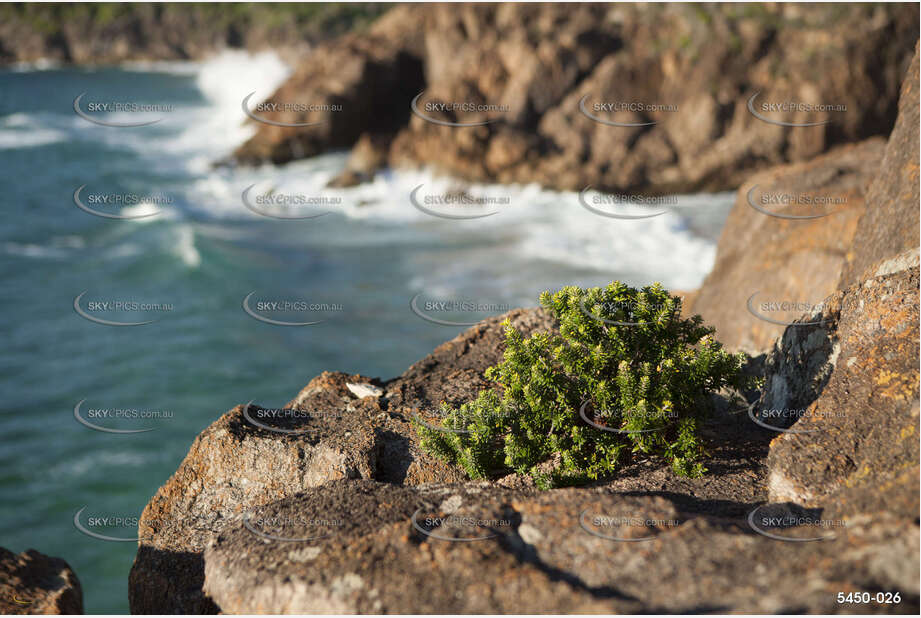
[413,282,753,488]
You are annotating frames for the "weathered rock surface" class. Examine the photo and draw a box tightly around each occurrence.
[129,307,555,613]
[231,19,425,166]
[762,256,920,522]
[840,44,921,287]
[688,138,885,354]
[0,547,83,614]
[234,3,917,195]
[758,48,920,525]
[203,479,919,613]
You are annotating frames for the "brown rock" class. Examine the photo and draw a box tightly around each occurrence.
[327,132,393,188]
[235,4,917,195]
[129,307,555,613]
[233,9,426,167]
[0,547,83,614]
[839,43,920,287]
[689,139,886,354]
[202,479,919,613]
[763,255,919,522]
[128,371,382,613]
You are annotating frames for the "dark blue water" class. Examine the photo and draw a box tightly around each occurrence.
[0,53,732,613]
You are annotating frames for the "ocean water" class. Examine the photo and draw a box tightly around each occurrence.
[0,51,734,613]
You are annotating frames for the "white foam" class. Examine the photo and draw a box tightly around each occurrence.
[82,49,291,172]
[4,58,61,72]
[163,49,291,165]
[173,225,201,268]
[0,126,66,149]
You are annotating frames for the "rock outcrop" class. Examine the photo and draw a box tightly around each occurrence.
[687,138,885,354]
[129,308,554,613]
[758,46,920,523]
[761,255,919,521]
[0,547,83,614]
[234,3,918,195]
[839,44,921,287]
[690,43,920,355]
[202,479,919,613]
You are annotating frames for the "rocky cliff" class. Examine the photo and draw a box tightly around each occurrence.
[232,3,918,195]
[129,40,920,614]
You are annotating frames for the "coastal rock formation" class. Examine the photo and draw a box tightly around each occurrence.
[234,3,917,195]
[762,255,919,520]
[690,43,920,355]
[129,307,553,613]
[0,547,83,614]
[839,44,920,287]
[759,47,920,522]
[687,138,885,354]
[202,479,919,613]
[131,31,920,613]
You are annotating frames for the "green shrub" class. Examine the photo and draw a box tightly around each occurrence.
[413,282,753,488]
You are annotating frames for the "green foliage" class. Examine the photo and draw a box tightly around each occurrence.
[414,282,753,488]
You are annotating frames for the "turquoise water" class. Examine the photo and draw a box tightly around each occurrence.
[0,53,733,613]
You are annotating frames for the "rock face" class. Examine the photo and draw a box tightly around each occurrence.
[231,22,426,166]
[762,255,920,520]
[129,307,554,613]
[687,138,885,354]
[203,479,919,614]
[0,547,83,614]
[839,44,921,287]
[234,3,917,195]
[759,45,920,524]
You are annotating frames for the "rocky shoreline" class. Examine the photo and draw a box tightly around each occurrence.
[230,3,918,195]
[2,7,917,615]
[127,44,918,614]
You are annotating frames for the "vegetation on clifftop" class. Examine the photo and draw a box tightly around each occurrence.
[414,282,754,488]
